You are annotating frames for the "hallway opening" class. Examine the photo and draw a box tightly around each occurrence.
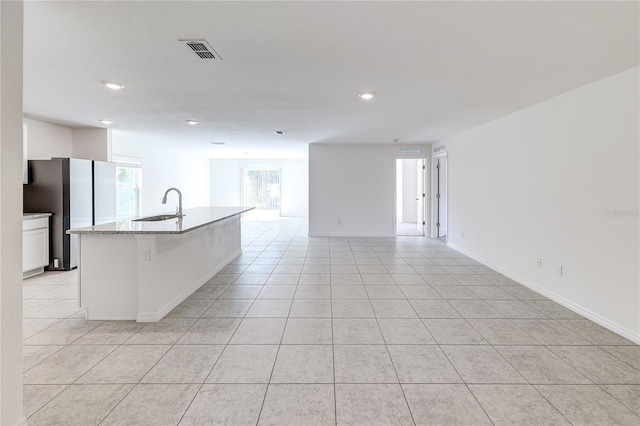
[395,158,427,236]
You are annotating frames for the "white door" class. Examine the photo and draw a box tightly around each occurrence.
[416,159,426,235]
[437,155,448,238]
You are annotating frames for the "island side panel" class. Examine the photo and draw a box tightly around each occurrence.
[137,215,242,322]
[79,234,139,320]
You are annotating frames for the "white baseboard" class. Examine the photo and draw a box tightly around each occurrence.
[308,232,395,237]
[447,242,640,345]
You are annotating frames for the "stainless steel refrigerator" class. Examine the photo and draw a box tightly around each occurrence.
[23,158,116,271]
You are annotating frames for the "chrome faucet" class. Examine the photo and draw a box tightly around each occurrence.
[162,187,183,217]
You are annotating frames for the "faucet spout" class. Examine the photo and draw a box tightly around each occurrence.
[162,187,183,217]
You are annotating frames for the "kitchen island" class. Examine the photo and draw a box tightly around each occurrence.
[68,206,253,322]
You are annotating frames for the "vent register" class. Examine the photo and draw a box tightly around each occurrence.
[179,39,221,61]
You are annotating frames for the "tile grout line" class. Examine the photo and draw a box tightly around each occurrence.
[96,282,215,424]
[398,245,497,426]
[254,229,296,425]
[170,271,246,425]
[366,246,418,426]
[330,244,338,426]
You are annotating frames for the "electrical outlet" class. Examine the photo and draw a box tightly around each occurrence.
[536,258,542,268]
[337,219,341,225]
[460,230,464,238]
[143,249,151,261]
[557,266,563,276]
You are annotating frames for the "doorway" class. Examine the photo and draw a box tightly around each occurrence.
[395,158,427,236]
[433,154,448,239]
[242,169,281,221]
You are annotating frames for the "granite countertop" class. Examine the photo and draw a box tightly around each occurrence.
[67,206,254,235]
[23,213,52,220]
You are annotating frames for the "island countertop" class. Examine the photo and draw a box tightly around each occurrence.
[67,206,253,235]
[23,213,53,220]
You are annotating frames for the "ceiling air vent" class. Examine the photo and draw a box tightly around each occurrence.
[179,39,221,61]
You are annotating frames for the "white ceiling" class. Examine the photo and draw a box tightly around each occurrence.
[24,1,639,159]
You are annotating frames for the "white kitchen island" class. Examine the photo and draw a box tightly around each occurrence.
[68,206,253,322]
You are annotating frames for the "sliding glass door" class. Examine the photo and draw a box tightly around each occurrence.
[243,169,281,220]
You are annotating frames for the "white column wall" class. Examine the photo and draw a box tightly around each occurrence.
[0,1,25,424]
[444,66,640,342]
[309,144,431,237]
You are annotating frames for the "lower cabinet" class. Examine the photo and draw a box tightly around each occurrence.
[23,217,49,278]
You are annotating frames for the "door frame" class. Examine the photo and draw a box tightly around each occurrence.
[392,156,430,237]
[431,151,448,239]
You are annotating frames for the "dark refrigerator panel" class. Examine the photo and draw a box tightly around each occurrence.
[23,158,93,271]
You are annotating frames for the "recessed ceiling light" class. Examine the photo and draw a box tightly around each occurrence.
[101,81,125,90]
[186,120,199,126]
[98,119,113,125]
[210,142,226,145]
[274,130,285,135]
[359,92,376,100]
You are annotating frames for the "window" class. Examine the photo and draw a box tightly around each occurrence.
[113,156,142,219]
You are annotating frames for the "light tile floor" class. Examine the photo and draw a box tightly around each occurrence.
[396,221,422,236]
[22,218,640,425]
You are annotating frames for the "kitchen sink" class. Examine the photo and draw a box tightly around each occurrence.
[132,214,183,222]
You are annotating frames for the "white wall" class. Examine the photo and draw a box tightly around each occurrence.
[24,118,111,161]
[112,132,210,216]
[210,158,308,217]
[444,66,639,342]
[72,128,111,161]
[0,1,25,424]
[24,117,72,159]
[309,144,431,237]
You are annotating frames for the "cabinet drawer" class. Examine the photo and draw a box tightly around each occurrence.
[23,217,48,231]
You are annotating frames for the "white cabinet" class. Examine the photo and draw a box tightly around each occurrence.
[23,216,49,278]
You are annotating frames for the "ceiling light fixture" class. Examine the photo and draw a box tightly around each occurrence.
[210,142,226,145]
[274,130,285,135]
[101,81,125,90]
[98,119,113,125]
[392,138,399,143]
[186,120,199,126]
[358,92,376,100]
